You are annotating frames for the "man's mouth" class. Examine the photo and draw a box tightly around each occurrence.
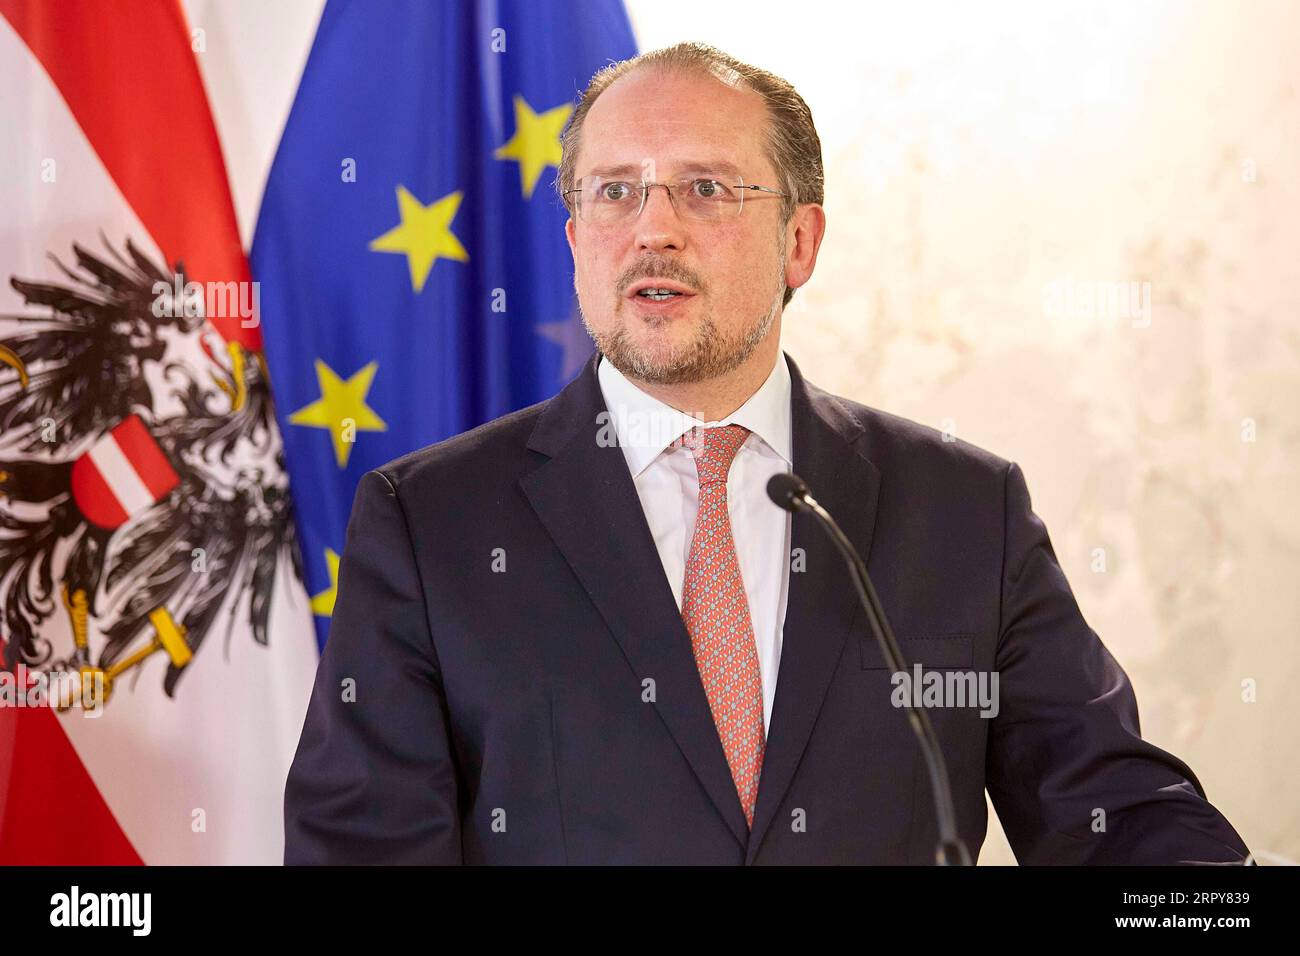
[636,288,685,301]
[626,280,697,305]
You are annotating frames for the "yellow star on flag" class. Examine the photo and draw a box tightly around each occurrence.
[369,185,469,292]
[289,359,387,468]
[494,95,572,199]
[310,548,341,617]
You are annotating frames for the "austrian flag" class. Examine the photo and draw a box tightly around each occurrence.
[69,416,181,530]
[0,0,318,865]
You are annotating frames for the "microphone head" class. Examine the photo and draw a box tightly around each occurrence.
[766,472,810,512]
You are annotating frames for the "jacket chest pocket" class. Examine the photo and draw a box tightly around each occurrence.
[860,632,975,670]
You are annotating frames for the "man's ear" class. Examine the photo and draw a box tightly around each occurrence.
[565,217,577,260]
[783,204,826,294]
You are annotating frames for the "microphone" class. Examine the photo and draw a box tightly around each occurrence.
[767,472,972,866]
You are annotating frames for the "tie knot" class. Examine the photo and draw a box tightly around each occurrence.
[676,424,751,484]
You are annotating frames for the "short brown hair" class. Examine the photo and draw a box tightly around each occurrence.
[555,42,824,307]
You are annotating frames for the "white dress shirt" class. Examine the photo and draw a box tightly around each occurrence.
[596,352,793,736]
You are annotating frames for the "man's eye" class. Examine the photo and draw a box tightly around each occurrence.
[692,179,728,200]
[599,182,634,201]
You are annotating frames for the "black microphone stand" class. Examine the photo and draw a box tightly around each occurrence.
[768,473,972,866]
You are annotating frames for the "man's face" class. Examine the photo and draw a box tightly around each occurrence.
[565,68,790,386]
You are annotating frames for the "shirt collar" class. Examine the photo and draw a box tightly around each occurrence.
[596,350,793,479]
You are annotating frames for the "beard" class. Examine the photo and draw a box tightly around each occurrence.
[579,237,787,387]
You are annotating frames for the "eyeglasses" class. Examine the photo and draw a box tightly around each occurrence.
[564,174,787,225]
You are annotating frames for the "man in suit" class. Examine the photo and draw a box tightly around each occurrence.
[283,43,1250,864]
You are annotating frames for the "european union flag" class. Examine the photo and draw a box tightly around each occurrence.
[251,0,638,649]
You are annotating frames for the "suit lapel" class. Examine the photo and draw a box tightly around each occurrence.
[520,351,881,860]
[744,354,882,863]
[520,352,751,848]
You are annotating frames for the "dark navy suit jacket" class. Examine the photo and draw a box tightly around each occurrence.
[283,351,1250,864]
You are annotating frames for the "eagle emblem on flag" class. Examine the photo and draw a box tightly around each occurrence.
[0,237,303,711]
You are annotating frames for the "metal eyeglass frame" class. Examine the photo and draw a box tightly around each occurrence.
[564,175,788,223]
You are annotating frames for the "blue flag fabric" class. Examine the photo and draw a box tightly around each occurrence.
[251,0,638,649]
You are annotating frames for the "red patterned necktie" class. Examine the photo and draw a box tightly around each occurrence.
[677,423,766,828]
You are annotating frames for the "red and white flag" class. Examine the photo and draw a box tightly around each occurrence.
[70,415,182,531]
[0,0,317,864]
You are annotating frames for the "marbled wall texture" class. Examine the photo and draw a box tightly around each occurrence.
[758,0,1299,862]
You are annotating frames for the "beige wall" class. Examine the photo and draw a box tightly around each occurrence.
[193,0,1299,863]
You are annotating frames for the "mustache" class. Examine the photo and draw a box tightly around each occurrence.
[618,258,704,294]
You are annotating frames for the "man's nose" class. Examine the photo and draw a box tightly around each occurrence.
[634,183,686,253]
